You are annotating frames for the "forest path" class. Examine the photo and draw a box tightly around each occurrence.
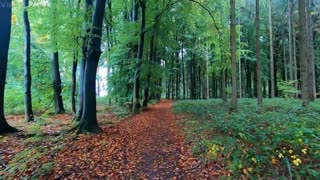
[53,100,223,179]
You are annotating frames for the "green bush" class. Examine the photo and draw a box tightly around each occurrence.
[278,80,299,98]
[174,99,320,179]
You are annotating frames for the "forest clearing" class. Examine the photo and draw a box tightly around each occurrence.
[0,0,320,179]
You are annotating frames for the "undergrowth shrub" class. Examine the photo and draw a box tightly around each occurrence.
[174,99,320,179]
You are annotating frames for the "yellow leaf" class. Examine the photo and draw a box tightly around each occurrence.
[251,157,257,164]
[293,158,302,166]
[301,148,307,155]
[12,14,17,24]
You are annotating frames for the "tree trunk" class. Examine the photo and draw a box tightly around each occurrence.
[52,51,65,114]
[77,0,107,134]
[71,53,77,114]
[269,0,275,98]
[206,44,209,99]
[238,16,242,99]
[132,0,146,113]
[230,0,237,108]
[293,11,298,93]
[0,0,18,134]
[306,0,316,101]
[190,54,196,99]
[283,42,288,81]
[23,0,34,122]
[143,33,155,107]
[181,42,186,99]
[256,0,262,105]
[288,0,293,81]
[75,0,93,121]
[298,0,310,106]
[176,50,180,99]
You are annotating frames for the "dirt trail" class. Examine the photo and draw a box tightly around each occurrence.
[53,100,224,179]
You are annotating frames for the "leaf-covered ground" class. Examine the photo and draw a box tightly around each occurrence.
[1,100,228,179]
[52,100,227,179]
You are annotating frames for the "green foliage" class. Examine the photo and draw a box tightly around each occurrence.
[5,140,52,178]
[278,80,300,98]
[174,99,320,178]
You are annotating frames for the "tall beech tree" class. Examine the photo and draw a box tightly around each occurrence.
[75,0,93,121]
[51,0,65,114]
[52,51,65,114]
[0,0,18,134]
[132,0,146,113]
[230,0,237,108]
[77,0,107,133]
[255,0,262,105]
[298,0,309,106]
[305,0,316,101]
[23,0,34,122]
[269,0,275,98]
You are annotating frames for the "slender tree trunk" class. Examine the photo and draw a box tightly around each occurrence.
[246,62,252,97]
[306,0,316,101]
[220,70,226,100]
[181,42,186,99]
[269,0,275,98]
[50,0,65,114]
[143,32,155,107]
[0,0,18,134]
[132,0,146,113]
[288,0,293,81]
[78,0,107,134]
[298,0,310,106]
[238,16,242,99]
[71,0,81,115]
[106,0,112,104]
[206,44,209,99]
[52,51,65,114]
[176,50,180,99]
[283,43,288,81]
[256,0,262,105]
[230,0,237,108]
[293,14,298,93]
[71,53,77,114]
[23,0,34,122]
[75,0,93,121]
[190,55,196,99]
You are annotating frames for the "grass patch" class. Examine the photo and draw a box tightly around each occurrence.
[174,98,320,179]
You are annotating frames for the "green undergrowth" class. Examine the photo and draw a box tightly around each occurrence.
[2,134,65,179]
[174,98,320,179]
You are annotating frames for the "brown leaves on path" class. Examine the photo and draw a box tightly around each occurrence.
[52,100,226,179]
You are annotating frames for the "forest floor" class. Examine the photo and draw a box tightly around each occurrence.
[0,100,228,179]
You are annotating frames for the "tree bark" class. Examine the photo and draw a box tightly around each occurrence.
[52,51,65,114]
[23,0,34,122]
[255,0,262,105]
[181,42,186,99]
[238,16,242,99]
[306,0,316,101]
[143,33,156,107]
[71,53,78,114]
[132,0,146,113]
[206,43,209,99]
[75,0,93,121]
[269,0,275,98]
[78,0,107,134]
[283,42,288,81]
[298,0,310,106]
[293,11,298,93]
[230,0,237,108]
[288,0,293,81]
[0,0,18,134]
